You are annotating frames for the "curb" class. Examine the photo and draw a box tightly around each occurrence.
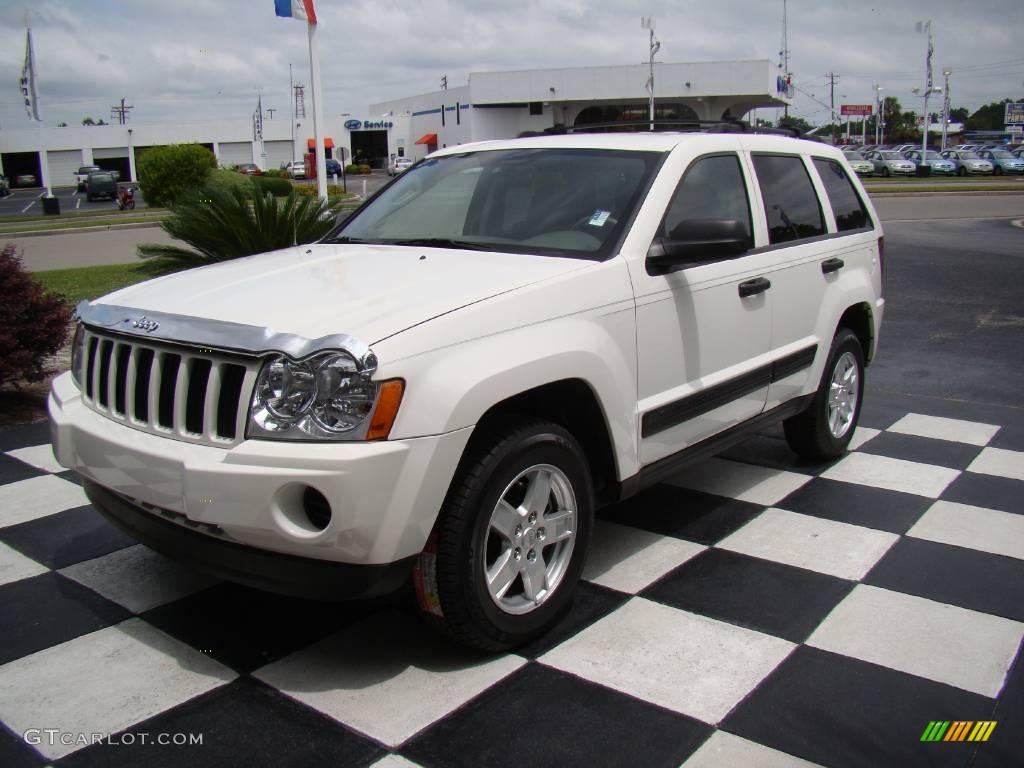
[0,221,164,238]
[865,189,1024,197]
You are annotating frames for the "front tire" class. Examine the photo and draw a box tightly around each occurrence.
[414,419,593,651]
[958,166,967,177]
[882,167,890,177]
[784,328,865,461]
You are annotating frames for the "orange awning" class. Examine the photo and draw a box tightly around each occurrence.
[307,137,335,149]
[414,133,438,145]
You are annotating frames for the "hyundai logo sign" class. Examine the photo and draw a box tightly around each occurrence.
[344,119,362,130]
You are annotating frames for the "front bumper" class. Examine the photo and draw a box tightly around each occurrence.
[49,372,472,568]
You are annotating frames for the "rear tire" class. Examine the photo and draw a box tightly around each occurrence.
[414,419,593,652]
[784,328,865,461]
[958,166,967,177]
[994,166,1003,176]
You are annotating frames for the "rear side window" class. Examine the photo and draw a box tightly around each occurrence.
[662,154,752,243]
[812,158,873,232]
[751,155,825,245]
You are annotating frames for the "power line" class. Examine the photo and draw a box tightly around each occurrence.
[110,97,133,124]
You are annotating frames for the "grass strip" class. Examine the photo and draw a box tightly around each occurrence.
[34,261,185,305]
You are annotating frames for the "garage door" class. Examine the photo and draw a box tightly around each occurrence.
[93,146,128,160]
[47,149,84,189]
[265,140,294,169]
[218,142,253,167]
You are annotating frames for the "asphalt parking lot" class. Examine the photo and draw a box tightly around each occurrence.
[0,197,1021,768]
[0,186,147,216]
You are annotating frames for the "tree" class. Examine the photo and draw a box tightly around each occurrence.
[56,121,67,127]
[81,117,107,126]
[136,144,218,208]
[966,99,1023,131]
[777,115,813,134]
[949,107,969,123]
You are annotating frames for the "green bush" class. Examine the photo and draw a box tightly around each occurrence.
[0,244,71,388]
[252,175,293,196]
[294,184,355,199]
[345,164,371,175]
[199,168,252,196]
[263,168,289,179]
[137,185,344,267]
[136,144,217,208]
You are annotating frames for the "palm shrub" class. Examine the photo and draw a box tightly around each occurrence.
[137,185,343,267]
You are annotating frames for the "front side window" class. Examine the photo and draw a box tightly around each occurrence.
[660,154,752,245]
[812,158,872,232]
[329,148,663,259]
[752,154,825,245]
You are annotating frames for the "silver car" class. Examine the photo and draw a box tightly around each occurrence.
[904,150,957,175]
[844,152,875,176]
[939,150,994,176]
[866,150,917,176]
[977,149,1024,175]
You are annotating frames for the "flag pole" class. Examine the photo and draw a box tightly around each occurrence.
[307,21,327,201]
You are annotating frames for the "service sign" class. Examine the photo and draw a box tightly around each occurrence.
[1004,103,1024,126]
[344,119,362,130]
[841,104,873,117]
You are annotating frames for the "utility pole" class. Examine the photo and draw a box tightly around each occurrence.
[289,63,295,161]
[941,68,952,149]
[779,0,790,119]
[828,72,839,144]
[267,108,275,119]
[916,20,935,162]
[641,16,660,131]
[440,75,448,90]
[874,85,884,144]
[110,97,133,125]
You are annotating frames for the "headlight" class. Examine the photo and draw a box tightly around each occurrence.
[248,351,400,441]
[70,324,86,387]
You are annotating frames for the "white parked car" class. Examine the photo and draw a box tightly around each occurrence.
[387,156,414,176]
[286,160,306,179]
[50,132,884,651]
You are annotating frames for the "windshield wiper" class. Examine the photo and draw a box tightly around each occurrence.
[381,237,492,251]
[325,236,373,244]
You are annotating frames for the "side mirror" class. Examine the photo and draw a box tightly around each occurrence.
[646,218,752,275]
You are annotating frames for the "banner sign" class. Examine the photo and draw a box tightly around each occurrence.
[840,104,873,117]
[1005,103,1024,125]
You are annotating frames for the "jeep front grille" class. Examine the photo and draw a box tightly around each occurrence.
[80,329,258,447]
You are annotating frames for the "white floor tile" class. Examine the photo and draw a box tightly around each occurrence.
[60,545,218,613]
[847,427,881,452]
[0,541,48,586]
[967,447,1024,482]
[0,619,235,760]
[887,413,999,446]
[0,475,89,528]
[5,444,65,474]
[369,757,426,768]
[667,458,813,506]
[540,598,794,724]
[583,520,704,594]
[682,730,825,768]
[807,585,1024,698]
[820,452,959,498]
[907,500,1024,561]
[717,508,898,580]
[255,610,525,747]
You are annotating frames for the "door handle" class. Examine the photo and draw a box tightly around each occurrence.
[738,277,771,298]
[821,257,845,274]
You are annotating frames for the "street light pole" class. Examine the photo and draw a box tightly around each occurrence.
[641,16,660,131]
[941,68,952,149]
[874,85,884,144]
[917,20,934,161]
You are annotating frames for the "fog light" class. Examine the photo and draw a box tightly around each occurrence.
[303,486,332,531]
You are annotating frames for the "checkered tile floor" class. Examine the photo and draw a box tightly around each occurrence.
[0,402,1021,768]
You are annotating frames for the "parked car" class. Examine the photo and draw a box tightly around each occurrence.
[84,172,118,201]
[903,150,957,175]
[51,132,884,652]
[75,165,102,190]
[325,158,342,177]
[286,160,306,179]
[1012,146,1024,160]
[387,156,415,176]
[866,150,916,176]
[238,163,263,176]
[844,152,875,176]
[14,173,38,187]
[0,175,9,197]
[976,149,1024,175]
[939,150,994,176]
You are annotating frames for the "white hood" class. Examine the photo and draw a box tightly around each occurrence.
[99,244,589,343]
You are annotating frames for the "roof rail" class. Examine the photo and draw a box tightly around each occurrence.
[545,119,823,141]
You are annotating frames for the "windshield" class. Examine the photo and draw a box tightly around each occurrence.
[990,151,1014,159]
[328,147,663,259]
[847,153,868,160]
[880,152,906,160]
[90,174,114,182]
[959,152,982,159]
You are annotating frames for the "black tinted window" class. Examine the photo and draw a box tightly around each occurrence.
[752,154,825,244]
[812,158,872,232]
[662,154,752,244]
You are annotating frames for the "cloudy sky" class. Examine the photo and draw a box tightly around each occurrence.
[1,0,1021,129]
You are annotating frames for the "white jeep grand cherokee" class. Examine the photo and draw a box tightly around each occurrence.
[50,132,884,651]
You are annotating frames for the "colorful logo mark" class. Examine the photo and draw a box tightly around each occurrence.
[921,721,996,742]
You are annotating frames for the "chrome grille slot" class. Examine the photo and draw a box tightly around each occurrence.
[78,328,257,448]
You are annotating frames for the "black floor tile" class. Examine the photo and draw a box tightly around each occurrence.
[141,582,381,673]
[0,506,135,570]
[941,472,1023,516]
[642,549,855,643]
[989,425,1024,453]
[0,573,130,664]
[0,454,46,485]
[56,469,84,486]
[857,431,983,470]
[720,433,839,476]
[0,723,46,768]
[972,643,1024,768]
[865,537,1024,622]
[724,646,995,768]
[857,394,907,430]
[777,476,932,534]
[403,663,711,768]
[516,581,629,659]
[599,484,764,545]
[56,677,384,768]
[0,421,51,453]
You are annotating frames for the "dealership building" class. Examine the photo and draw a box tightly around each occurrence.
[0,59,790,188]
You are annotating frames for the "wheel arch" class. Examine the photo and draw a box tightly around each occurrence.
[837,301,876,364]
